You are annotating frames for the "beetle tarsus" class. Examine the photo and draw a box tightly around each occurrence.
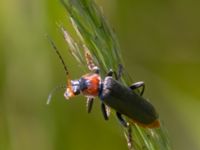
[105,105,111,117]
[101,103,109,120]
[84,46,100,74]
[116,64,123,80]
[124,123,133,150]
[113,64,123,80]
[106,69,113,77]
[106,64,123,80]
[116,112,128,127]
[86,97,94,113]
[93,67,100,74]
[129,81,145,96]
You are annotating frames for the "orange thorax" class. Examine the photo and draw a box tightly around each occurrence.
[81,73,101,96]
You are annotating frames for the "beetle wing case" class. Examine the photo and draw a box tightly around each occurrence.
[100,77,159,127]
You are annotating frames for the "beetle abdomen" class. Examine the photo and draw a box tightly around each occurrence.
[100,77,159,127]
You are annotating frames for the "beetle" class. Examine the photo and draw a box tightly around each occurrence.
[47,37,160,147]
[64,51,160,128]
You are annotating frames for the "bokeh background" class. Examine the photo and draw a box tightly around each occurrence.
[0,0,200,150]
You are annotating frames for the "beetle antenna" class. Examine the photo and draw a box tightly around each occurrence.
[47,84,66,105]
[46,35,69,76]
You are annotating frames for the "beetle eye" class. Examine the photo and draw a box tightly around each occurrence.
[73,86,80,95]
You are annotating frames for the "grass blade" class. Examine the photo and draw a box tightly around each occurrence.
[58,0,173,149]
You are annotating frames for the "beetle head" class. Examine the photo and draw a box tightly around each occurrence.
[64,80,81,99]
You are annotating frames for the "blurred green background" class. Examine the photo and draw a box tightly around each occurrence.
[0,0,200,150]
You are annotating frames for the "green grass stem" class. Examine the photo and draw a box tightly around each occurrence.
[57,0,173,149]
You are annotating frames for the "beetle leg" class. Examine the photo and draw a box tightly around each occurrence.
[116,110,132,148]
[124,123,133,149]
[116,112,128,127]
[93,67,100,74]
[129,81,145,96]
[106,69,113,77]
[86,97,94,113]
[105,105,111,117]
[84,46,100,74]
[101,103,109,120]
[116,64,123,80]
[107,64,123,80]
[112,64,124,80]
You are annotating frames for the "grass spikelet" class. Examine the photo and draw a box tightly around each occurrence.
[58,0,173,149]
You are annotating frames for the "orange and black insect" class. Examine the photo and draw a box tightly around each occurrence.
[47,37,160,147]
